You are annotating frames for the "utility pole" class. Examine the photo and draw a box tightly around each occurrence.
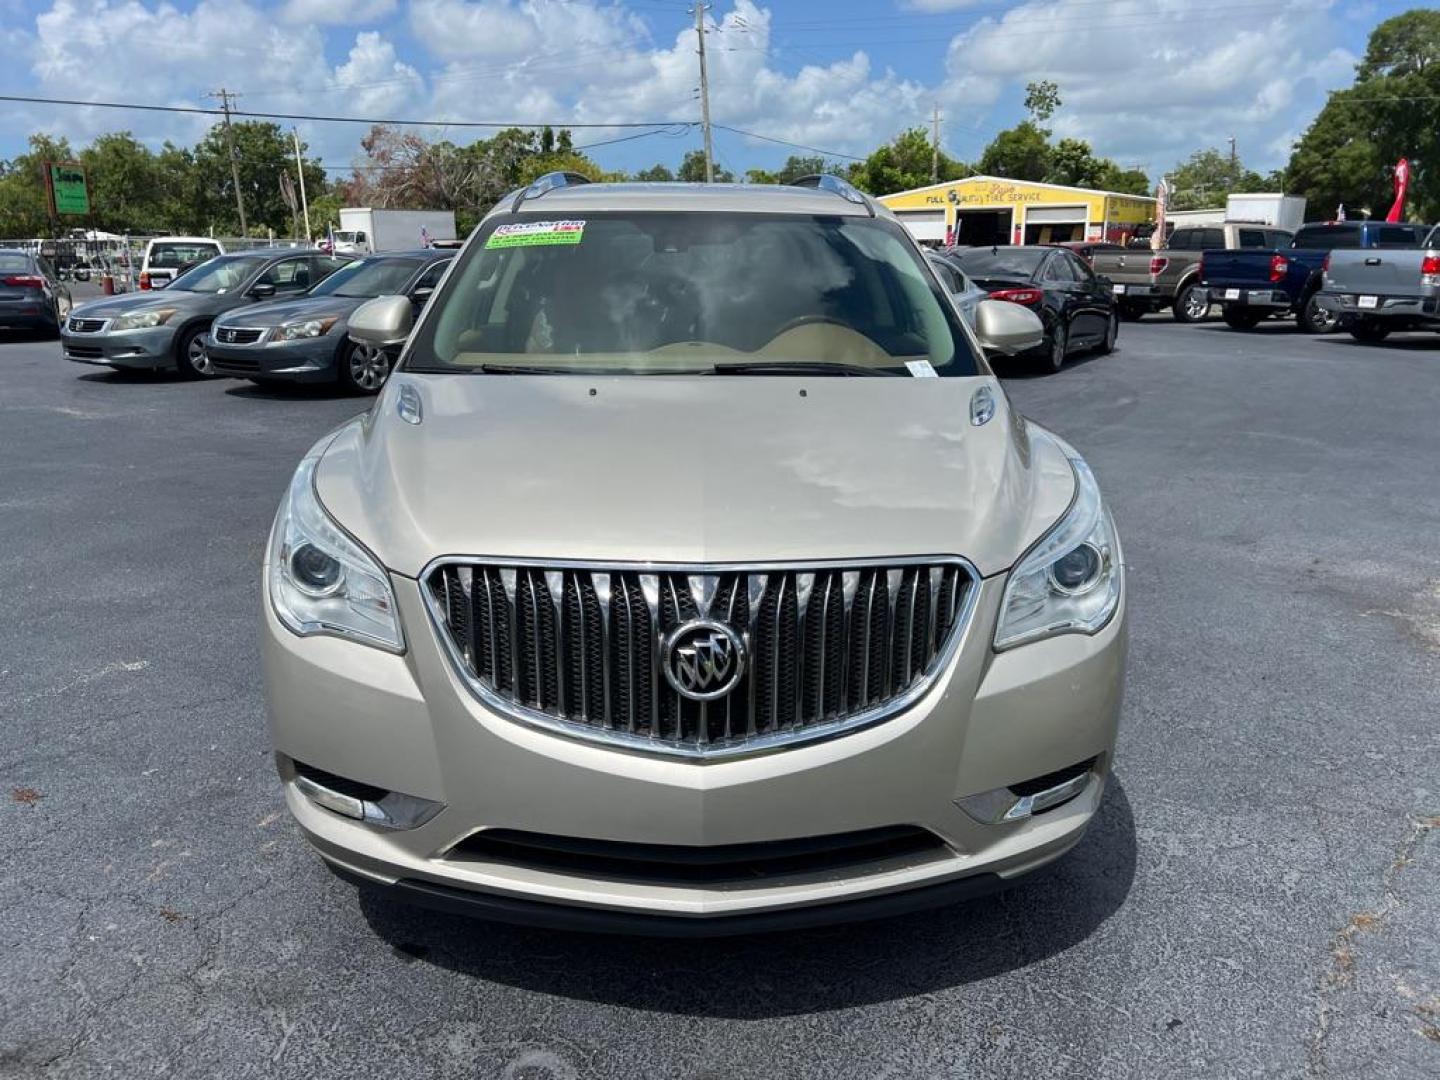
[1227,135,1237,187]
[930,104,941,184]
[292,127,311,243]
[208,89,248,237]
[693,2,715,182]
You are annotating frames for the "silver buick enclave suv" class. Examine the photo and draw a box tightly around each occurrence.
[262,175,1127,934]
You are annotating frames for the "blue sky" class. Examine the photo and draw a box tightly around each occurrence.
[0,0,1413,185]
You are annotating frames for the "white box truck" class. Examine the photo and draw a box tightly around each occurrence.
[331,208,457,254]
[1224,194,1306,232]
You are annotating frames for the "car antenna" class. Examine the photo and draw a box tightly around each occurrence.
[991,245,997,255]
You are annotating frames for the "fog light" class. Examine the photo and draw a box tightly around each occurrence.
[957,759,1096,824]
[291,761,444,830]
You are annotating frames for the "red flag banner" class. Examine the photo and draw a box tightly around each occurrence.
[1386,158,1409,223]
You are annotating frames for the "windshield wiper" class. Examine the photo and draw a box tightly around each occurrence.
[477,363,602,375]
[709,361,892,377]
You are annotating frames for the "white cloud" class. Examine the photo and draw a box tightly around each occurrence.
[278,0,396,26]
[899,0,988,10]
[946,0,1357,172]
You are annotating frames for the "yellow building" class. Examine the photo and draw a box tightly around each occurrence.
[879,175,1156,247]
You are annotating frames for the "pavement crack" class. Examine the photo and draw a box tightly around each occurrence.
[1306,812,1440,1077]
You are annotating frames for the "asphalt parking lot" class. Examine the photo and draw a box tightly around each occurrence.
[2,313,1438,1079]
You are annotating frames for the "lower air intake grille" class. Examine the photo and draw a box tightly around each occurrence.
[424,559,977,758]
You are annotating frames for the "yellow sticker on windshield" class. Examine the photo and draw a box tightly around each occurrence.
[485,220,586,248]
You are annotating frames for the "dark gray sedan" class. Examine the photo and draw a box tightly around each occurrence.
[0,249,72,338]
[207,250,451,393]
[61,250,349,378]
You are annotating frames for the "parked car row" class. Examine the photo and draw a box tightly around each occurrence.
[57,247,453,393]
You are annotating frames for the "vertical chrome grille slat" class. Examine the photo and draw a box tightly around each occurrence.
[429,559,974,757]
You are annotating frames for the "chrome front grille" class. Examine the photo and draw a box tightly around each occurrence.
[67,317,107,333]
[424,558,978,758]
[213,326,265,345]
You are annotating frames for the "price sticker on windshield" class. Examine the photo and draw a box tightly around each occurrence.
[486,220,586,249]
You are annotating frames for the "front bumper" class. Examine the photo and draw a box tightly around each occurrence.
[61,325,178,368]
[264,573,1127,930]
[1208,287,1290,310]
[207,334,341,382]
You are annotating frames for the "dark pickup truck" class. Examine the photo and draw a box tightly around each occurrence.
[1199,221,1432,333]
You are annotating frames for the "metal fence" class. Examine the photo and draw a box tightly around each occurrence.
[0,234,321,293]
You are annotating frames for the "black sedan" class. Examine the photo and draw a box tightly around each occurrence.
[942,245,1119,373]
[206,250,451,393]
[0,249,72,338]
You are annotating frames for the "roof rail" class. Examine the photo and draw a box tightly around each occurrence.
[512,171,593,213]
[789,174,873,216]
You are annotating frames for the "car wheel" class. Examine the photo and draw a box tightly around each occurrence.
[1349,320,1391,344]
[1221,307,1263,331]
[1096,313,1118,355]
[174,324,214,379]
[1297,293,1339,334]
[340,340,392,394]
[1040,324,1067,373]
[1173,282,1209,323]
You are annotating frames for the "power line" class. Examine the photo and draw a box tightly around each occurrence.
[713,124,864,161]
[0,93,691,129]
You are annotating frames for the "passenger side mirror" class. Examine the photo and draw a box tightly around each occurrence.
[349,294,414,348]
[974,299,1044,356]
[250,282,276,299]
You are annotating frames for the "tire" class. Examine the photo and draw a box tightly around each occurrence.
[1096,313,1118,355]
[1172,282,1210,323]
[1297,292,1339,335]
[339,339,392,395]
[1039,324,1067,373]
[1221,307,1263,331]
[1349,320,1391,344]
[173,324,214,379]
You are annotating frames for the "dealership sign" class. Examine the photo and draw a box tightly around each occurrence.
[46,162,90,216]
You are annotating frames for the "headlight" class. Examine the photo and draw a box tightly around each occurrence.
[994,432,1122,650]
[267,433,403,652]
[270,316,338,343]
[113,308,176,330]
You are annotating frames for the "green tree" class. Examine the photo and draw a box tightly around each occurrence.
[1024,80,1061,123]
[1096,162,1153,196]
[78,132,163,233]
[677,150,733,183]
[0,134,75,237]
[1287,10,1440,222]
[1164,147,1267,210]
[1046,138,1108,188]
[633,164,674,182]
[845,128,967,195]
[191,121,327,236]
[977,121,1052,181]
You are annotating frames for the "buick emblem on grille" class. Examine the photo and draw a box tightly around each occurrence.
[662,619,746,701]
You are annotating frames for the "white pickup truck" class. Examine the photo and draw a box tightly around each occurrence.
[1317,225,1440,342]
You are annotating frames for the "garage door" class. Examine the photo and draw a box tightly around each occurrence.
[895,210,947,242]
[1026,205,1087,224]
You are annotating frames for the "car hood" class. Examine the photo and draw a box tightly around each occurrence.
[71,290,212,319]
[216,295,367,328]
[314,374,1076,579]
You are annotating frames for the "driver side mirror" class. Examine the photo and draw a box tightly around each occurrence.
[250,282,276,299]
[350,294,414,348]
[974,299,1045,356]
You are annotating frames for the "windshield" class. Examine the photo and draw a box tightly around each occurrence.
[167,254,266,293]
[308,257,422,298]
[149,242,221,269]
[409,212,982,377]
[949,247,1046,279]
